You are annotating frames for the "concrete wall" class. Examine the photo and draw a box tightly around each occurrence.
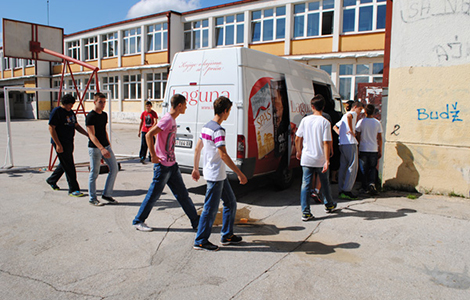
[383,0,470,197]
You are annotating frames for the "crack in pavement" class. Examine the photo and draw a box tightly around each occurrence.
[0,269,104,299]
[149,218,178,266]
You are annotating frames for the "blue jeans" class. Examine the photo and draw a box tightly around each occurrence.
[195,179,237,245]
[301,166,335,214]
[133,163,198,227]
[359,151,378,189]
[88,145,118,201]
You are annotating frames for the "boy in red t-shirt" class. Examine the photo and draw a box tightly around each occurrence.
[138,101,158,163]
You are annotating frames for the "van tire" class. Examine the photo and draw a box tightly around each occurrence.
[274,166,294,190]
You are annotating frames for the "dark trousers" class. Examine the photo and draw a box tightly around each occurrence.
[139,132,154,160]
[359,151,378,189]
[47,142,80,193]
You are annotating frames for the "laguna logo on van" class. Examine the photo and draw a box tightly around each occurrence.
[172,89,230,106]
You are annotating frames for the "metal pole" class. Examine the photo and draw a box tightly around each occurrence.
[3,87,14,168]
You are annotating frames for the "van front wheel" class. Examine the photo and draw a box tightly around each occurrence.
[274,166,294,190]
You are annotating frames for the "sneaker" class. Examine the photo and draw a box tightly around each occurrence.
[102,195,118,204]
[310,192,323,204]
[46,181,60,191]
[193,242,219,251]
[133,222,153,232]
[89,199,104,206]
[368,184,378,196]
[325,203,338,213]
[221,235,243,245]
[339,191,358,200]
[140,158,146,164]
[69,191,85,197]
[301,212,315,221]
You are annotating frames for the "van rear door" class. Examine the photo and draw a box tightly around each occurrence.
[166,49,239,170]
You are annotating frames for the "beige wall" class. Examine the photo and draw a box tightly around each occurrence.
[339,32,385,52]
[249,42,285,56]
[291,37,333,55]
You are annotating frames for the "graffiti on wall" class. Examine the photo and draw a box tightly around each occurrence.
[417,102,463,122]
[395,1,470,67]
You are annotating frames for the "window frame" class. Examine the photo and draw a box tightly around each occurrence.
[184,19,209,50]
[147,22,168,52]
[215,14,245,47]
[251,6,286,43]
[123,74,142,100]
[293,1,335,39]
[146,72,168,100]
[342,0,387,34]
[84,36,98,61]
[67,40,81,60]
[102,32,118,58]
[102,76,119,100]
[338,61,384,100]
[122,27,142,55]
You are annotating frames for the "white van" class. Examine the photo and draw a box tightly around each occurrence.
[163,47,343,189]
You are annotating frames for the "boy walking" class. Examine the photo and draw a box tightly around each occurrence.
[133,94,199,231]
[356,104,383,195]
[138,101,158,163]
[192,96,247,251]
[46,94,88,197]
[86,93,119,206]
[333,101,364,200]
[295,95,337,221]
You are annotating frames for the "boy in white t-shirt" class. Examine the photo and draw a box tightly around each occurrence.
[333,101,364,200]
[192,96,248,251]
[295,95,337,221]
[356,104,383,195]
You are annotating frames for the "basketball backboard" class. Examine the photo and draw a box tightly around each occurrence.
[2,18,64,62]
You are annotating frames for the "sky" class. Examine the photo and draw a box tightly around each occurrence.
[0,0,237,46]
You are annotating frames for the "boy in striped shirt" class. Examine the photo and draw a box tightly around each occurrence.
[192,96,248,251]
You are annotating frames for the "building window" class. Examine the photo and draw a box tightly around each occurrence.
[13,58,23,69]
[102,76,119,100]
[84,78,96,100]
[319,64,332,75]
[3,57,11,70]
[67,40,80,60]
[338,62,383,100]
[342,0,387,33]
[294,0,334,38]
[25,59,34,66]
[216,14,244,46]
[251,7,286,42]
[184,20,209,50]
[67,79,82,98]
[52,80,60,103]
[147,23,168,52]
[123,74,142,100]
[146,72,167,100]
[123,28,142,55]
[84,37,98,61]
[102,32,118,58]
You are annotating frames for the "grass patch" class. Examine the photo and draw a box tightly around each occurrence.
[407,194,417,200]
[448,191,465,198]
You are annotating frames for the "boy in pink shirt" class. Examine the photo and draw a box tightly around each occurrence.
[132,94,199,231]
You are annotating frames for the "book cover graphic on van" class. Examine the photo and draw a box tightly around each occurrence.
[249,77,290,161]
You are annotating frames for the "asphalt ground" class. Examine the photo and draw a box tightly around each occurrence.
[1,120,469,299]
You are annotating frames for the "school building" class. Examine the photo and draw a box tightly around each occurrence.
[0,0,387,121]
